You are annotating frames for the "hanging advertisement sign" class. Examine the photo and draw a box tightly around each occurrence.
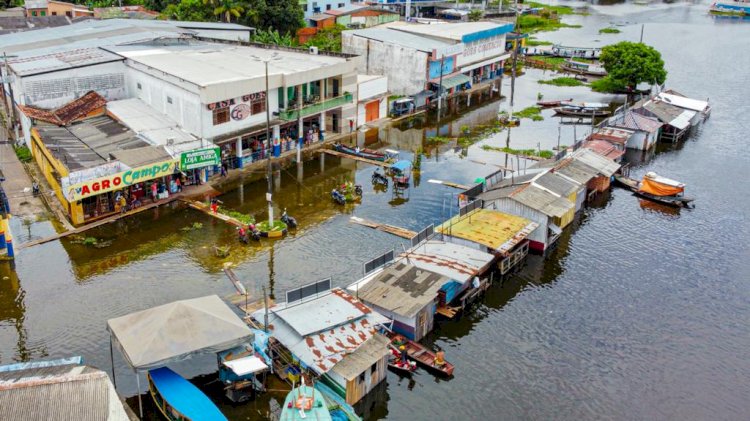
[65,159,178,201]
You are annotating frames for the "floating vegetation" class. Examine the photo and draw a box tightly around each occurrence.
[214,245,230,258]
[425,136,454,144]
[527,38,554,47]
[218,208,255,225]
[482,145,555,159]
[180,222,204,232]
[538,77,586,87]
[256,220,287,232]
[599,27,621,34]
[513,106,545,121]
[69,235,113,248]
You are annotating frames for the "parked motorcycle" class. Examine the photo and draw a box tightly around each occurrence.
[372,170,389,188]
[281,209,297,229]
[354,184,363,196]
[331,189,346,205]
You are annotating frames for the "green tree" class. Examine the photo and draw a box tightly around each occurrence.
[239,0,304,37]
[599,41,667,90]
[252,28,296,46]
[161,0,213,21]
[210,0,243,22]
[468,9,483,21]
[304,24,345,53]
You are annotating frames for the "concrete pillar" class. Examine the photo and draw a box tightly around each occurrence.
[320,152,325,173]
[235,137,243,168]
[319,112,325,140]
[274,169,281,191]
[323,78,328,99]
[272,124,281,157]
[297,86,304,147]
[238,183,244,204]
[297,161,303,183]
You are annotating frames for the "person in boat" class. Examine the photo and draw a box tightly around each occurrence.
[435,350,446,367]
[238,225,247,243]
[400,345,408,366]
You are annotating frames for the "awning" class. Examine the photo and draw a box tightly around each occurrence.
[223,356,268,376]
[460,53,510,73]
[438,73,472,90]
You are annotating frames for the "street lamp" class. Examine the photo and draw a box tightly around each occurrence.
[252,52,282,227]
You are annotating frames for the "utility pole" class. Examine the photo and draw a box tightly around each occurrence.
[264,60,273,226]
[3,52,18,142]
[437,55,445,118]
[640,24,644,43]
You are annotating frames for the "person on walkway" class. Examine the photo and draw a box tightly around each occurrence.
[118,194,127,213]
[220,163,227,177]
[210,199,219,214]
[32,181,40,197]
[151,182,158,202]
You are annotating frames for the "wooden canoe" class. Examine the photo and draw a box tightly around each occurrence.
[536,98,572,107]
[614,175,694,208]
[385,331,454,377]
[334,143,386,162]
[554,107,610,118]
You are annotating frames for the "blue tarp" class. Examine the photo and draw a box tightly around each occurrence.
[439,280,464,304]
[390,160,411,172]
[252,329,272,365]
[148,367,227,421]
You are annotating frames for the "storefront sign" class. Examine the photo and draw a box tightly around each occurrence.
[242,92,265,102]
[460,38,505,66]
[231,104,252,121]
[207,99,236,110]
[180,147,221,171]
[65,159,178,201]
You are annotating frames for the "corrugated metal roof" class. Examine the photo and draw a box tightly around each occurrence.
[510,184,574,218]
[589,127,633,145]
[110,145,172,167]
[401,239,495,282]
[9,47,123,76]
[388,21,513,42]
[569,148,620,177]
[330,334,390,381]
[532,171,580,197]
[656,92,709,112]
[345,27,451,53]
[582,139,625,161]
[272,288,372,337]
[608,110,662,134]
[0,362,129,420]
[254,288,389,375]
[21,91,106,124]
[325,4,370,16]
[641,99,695,129]
[357,262,449,317]
[554,158,599,185]
[436,209,538,255]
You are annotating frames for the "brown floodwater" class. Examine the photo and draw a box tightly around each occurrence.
[1,2,749,420]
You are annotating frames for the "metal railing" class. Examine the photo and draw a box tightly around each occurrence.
[277,93,353,121]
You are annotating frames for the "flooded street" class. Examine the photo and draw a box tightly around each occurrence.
[2,1,750,419]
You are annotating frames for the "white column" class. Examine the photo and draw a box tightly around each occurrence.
[272,124,280,141]
[235,137,243,168]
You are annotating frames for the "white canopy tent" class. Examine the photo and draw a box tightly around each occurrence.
[107,295,253,417]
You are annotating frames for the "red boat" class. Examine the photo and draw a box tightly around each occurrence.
[387,348,417,374]
[536,98,573,107]
[385,331,454,377]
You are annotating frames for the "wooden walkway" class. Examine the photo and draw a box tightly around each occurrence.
[427,179,471,190]
[349,216,416,239]
[181,199,244,227]
[320,149,391,168]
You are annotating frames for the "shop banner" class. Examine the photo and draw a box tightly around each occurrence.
[65,159,178,202]
[180,147,221,171]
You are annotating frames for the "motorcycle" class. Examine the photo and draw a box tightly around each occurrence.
[372,170,389,188]
[354,184,363,196]
[281,209,297,229]
[331,189,346,205]
[248,224,261,241]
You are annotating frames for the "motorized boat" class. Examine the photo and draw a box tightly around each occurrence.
[614,172,694,208]
[560,59,608,77]
[554,106,611,118]
[279,381,331,421]
[536,98,573,108]
[333,143,388,162]
[384,331,454,377]
[148,367,228,421]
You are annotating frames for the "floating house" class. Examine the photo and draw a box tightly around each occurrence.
[532,170,584,214]
[479,182,575,253]
[633,97,694,142]
[584,127,631,162]
[400,239,495,314]
[567,148,620,192]
[352,261,450,342]
[550,157,600,198]
[253,287,390,405]
[436,208,538,274]
[606,110,663,151]
[0,357,129,421]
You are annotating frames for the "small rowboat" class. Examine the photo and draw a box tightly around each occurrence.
[536,98,573,108]
[384,331,454,377]
[387,347,417,374]
[279,384,331,421]
[614,174,694,208]
[334,143,387,162]
[554,107,611,118]
[148,367,227,421]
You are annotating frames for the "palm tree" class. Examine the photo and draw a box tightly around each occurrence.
[211,0,244,22]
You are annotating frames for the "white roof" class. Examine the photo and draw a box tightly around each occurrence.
[388,21,509,42]
[670,109,696,130]
[110,43,354,103]
[107,98,204,155]
[402,240,494,283]
[272,291,369,337]
[223,356,268,376]
[357,74,384,83]
[656,92,709,112]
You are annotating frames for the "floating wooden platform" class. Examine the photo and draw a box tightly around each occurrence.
[320,149,391,168]
[427,179,471,190]
[436,305,461,318]
[181,199,244,227]
[349,216,416,239]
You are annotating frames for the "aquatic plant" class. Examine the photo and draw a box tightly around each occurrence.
[513,106,545,121]
[481,145,554,159]
[538,77,586,87]
[599,27,621,34]
[217,207,255,225]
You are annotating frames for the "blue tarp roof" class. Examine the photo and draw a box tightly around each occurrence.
[390,160,411,171]
[148,367,227,421]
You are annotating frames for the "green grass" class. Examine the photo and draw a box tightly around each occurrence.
[217,207,255,225]
[526,1,575,15]
[481,145,554,159]
[527,38,554,46]
[590,77,627,93]
[599,27,621,34]
[14,145,32,162]
[257,220,287,232]
[538,77,586,87]
[426,136,454,144]
[514,106,544,121]
[518,15,582,33]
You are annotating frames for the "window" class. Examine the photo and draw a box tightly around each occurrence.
[31,11,37,16]
[51,11,57,15]
[303,3,308,11]
[137,83,142,90]
[212,107,230,125]
[370,363,377,375]
[65,11,72,17]
[358,372,365,384]
[250,95,266,115]
[167,96,173,104]
[40,11,46,16]
[326,4,331,10]
[338,3,344,7]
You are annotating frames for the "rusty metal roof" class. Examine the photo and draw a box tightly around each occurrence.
[401,239,495,282]
[19,91,106,125]
[554,158,599,185]
[255,288,389,375]
[589,127,633,146]
[583,139,625,161]
[608,110,662,134]
[330,333,390,381]
[436,209,538,255]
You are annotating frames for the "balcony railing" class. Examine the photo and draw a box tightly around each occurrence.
[277,93,353,121]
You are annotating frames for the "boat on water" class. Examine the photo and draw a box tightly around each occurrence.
[148,367,228,421]
[388,160,412,186]
[710,0,749,14]
[333,143,388,162]
[280,383,331,421]
[536,98,573,108]
[554,106,611,118]
[614,172,694,208]
[387,347,418,375]
[384,331,454,377]
[560,59,607,77]
[551,44,601,59]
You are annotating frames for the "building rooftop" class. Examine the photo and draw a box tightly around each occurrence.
[533,171,581,197]
[254,288,389,375]
[480,183,573,218]
[0,358,129,421]
[589,127,633,146]
[401,239,495,282]
[568,148,620,177]
[608,110,662,134]
[9,46,123,76]
[553,158,599,185]
[110,145,172,168]
[20,90,107,124]
[583,139,625,161]
[357,262,449,318]
[23,0,48,8]
[345,27,451,53]
[388,20,514,43]
[330,333,390,381]
[640,99,695,130]
[437,209,538,255]
[34,115,150,171]
[108,42,353,103]
[656,91,709,113]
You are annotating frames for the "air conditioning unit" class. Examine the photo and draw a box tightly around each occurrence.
[166,137,175,146]
[309,46,319,55]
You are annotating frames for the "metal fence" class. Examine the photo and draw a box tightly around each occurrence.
[285,278,332,304]
[459,199,483,217]
[364,250,395,276]
[410,224,434,248]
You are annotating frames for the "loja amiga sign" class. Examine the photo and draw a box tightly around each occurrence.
[65,159,178,202]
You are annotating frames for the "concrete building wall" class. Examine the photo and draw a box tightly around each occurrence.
[342,33,428,96]
[302,0,351,19]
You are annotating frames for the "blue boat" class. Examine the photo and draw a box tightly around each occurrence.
[280,384,332,421]
[710,0,750,14]
[148,367,227,421]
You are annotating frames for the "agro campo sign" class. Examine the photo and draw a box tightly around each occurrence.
[65,159,178,201]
